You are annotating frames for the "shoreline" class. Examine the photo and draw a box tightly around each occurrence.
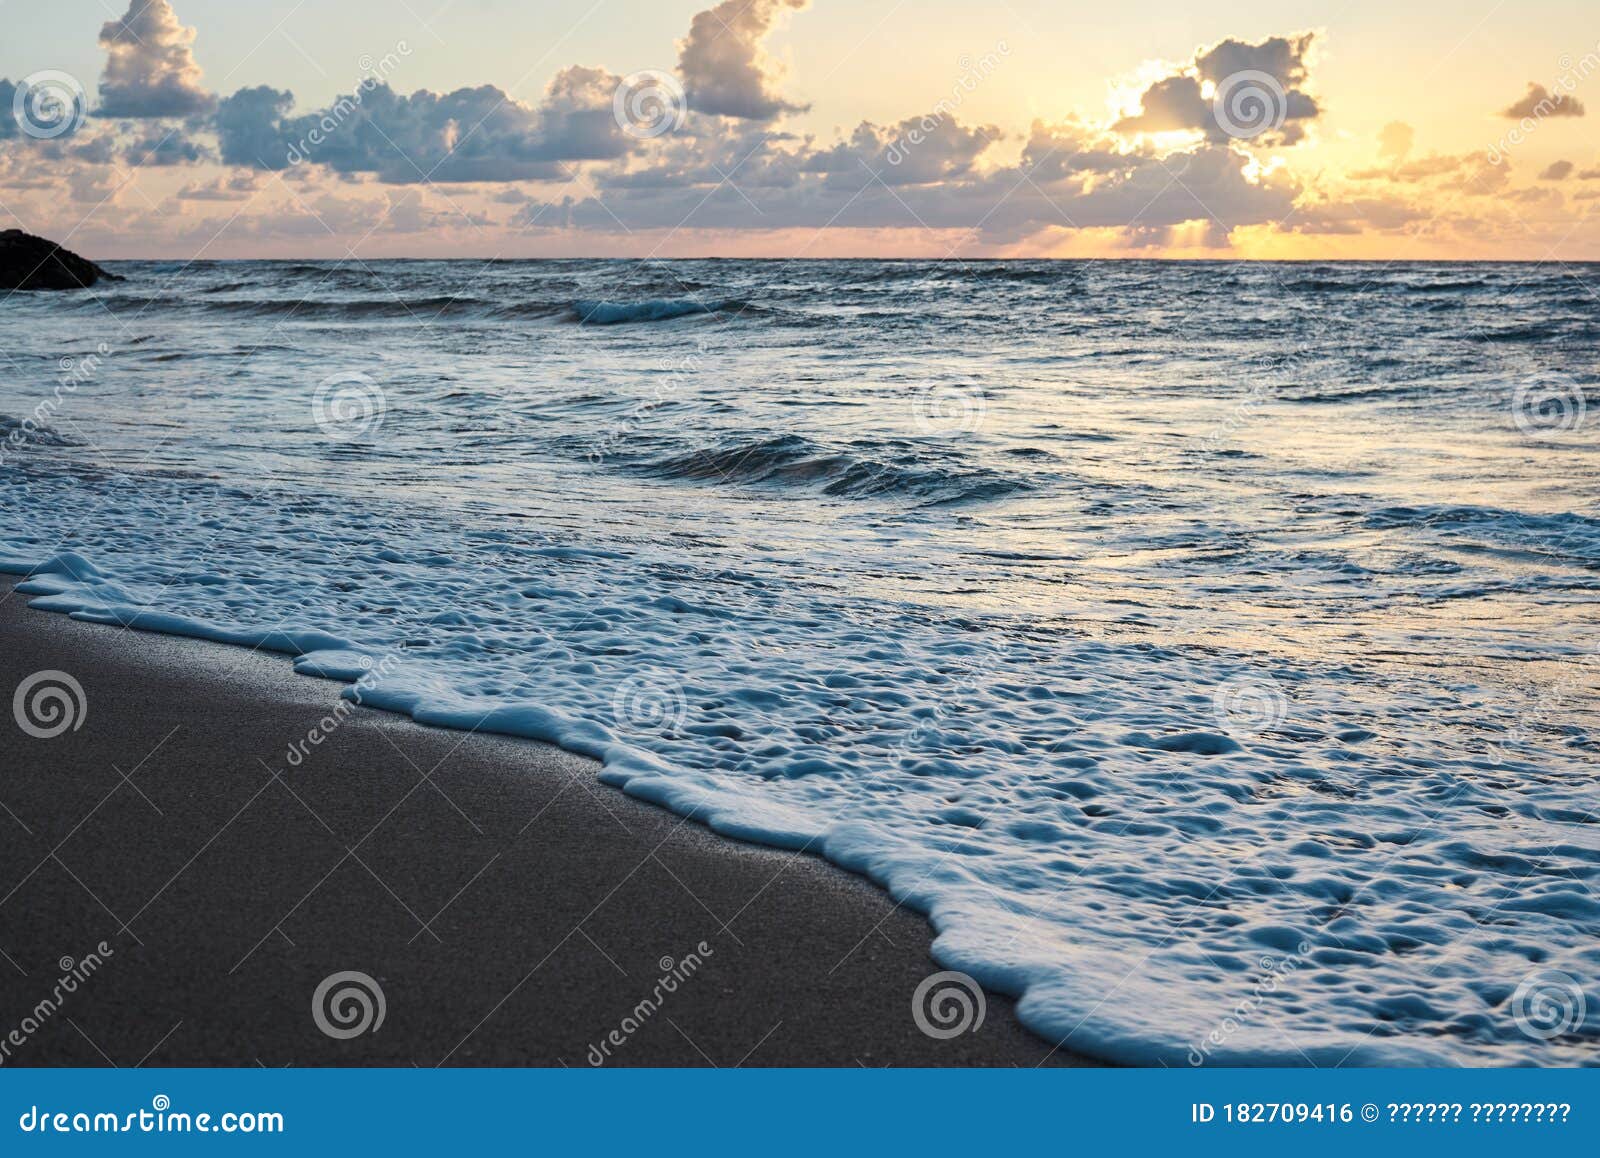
[0,583,1093,1066]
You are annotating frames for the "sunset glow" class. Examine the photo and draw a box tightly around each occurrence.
[3,0,1599,258]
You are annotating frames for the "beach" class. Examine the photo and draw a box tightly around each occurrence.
[2,258,1597,1066]
[0,583,1087,1067]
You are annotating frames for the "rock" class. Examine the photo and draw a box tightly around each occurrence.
[0,230,120,291]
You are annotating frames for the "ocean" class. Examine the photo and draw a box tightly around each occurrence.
[2,258,1597,1065]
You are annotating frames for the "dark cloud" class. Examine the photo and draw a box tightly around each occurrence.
[801,115,999,186]
[67,132,119,164]
[1117,75,1210,135]
[215,69,630,181]
[6,0,1500,252]
[1502,83,1585,119]
[1540,160,1574,181]
[679,0,808,120]
[214,86,295,168]
[1195,36,1312,90]
[126,128,210,166]
[512,132,1296,243]
[97,0,215,118]
[1,76,90,140]
[1118,34,1319,146]
[1021,119,1145,180]
[0,80,16,139]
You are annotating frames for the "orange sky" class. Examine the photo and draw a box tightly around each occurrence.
[3,0,1599,259]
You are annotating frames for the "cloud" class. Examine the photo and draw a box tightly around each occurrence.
[1350,155,1462,181]
[801,114,999,186]
[1116,75,1209,135]
[1021,119,1150,180]
[1287,194,1426,236]
[0,80,19,139]
[1,76,92,140]
[213,86,295,168]
[1350,151,1510,195]
[216,68,631,180]
[1501,83,1584,120]
[176,173,260,201]
[1378,121,1413,162]
[511,127,1296,244]
[126,128,210,166]
[1507,185,1563,205]
[679,0,809,120]
[97,0,215,117]
[17,0,1586,256]
[1117,34,1319,145]
[176,186,488,242]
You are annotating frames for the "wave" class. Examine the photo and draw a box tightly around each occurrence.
[490,300,579,320]
[571,297,732,325]
[1365,504,1600,563]
[856,262,1068,285]
[65,285,767,328]
[1402,278,1494,293]
[93,294,497,320]
[0,414,79,449]
[1466,322,1600,343]
[624,433,1032,504]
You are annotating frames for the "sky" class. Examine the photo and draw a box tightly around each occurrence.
[2,0,1599,258]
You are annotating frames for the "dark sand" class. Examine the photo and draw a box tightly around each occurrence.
[0,583,1093,1066]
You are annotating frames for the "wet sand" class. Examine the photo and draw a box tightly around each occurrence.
[0,583,1093,1066]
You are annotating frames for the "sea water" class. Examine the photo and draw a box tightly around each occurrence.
[2,259,1597,1064]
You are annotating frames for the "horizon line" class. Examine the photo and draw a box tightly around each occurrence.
[88,254,1600,265]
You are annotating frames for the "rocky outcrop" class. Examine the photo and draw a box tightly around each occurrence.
[0,230,119,291]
